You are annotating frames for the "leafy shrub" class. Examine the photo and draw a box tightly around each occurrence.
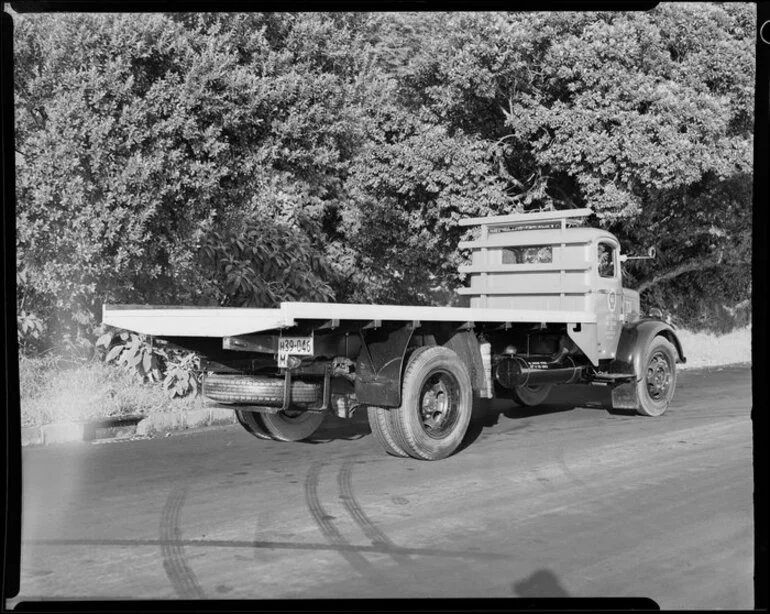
[96,328,200,398]
[97,330,163,381]
[198,218,336,307]
[17,309,45,354]
[162,351,200,399]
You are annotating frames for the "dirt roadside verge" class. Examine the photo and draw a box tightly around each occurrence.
[20,361,751,448]
[20,407,238,447]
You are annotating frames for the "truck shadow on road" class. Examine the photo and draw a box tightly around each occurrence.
[512,568,572,597]
[302,383,622,448]
[303,412,372,444]
[459,384,619,452]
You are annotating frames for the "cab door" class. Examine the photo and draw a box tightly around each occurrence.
[594,239,623,361]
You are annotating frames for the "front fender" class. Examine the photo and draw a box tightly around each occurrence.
[609,319,686,381]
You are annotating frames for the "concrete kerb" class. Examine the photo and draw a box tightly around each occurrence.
[21,408,238,447]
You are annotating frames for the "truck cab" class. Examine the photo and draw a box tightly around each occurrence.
[456,208,683,412]
[458,210,666,367]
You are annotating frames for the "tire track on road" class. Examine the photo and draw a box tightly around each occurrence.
[304,462,380,581]
[337,460,414,566]
[159,486,206,599]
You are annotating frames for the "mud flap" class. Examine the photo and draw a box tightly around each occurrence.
[611,381,640,410]
[355,324,414,407]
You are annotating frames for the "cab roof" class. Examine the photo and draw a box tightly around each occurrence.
[458,225,619,251]
[490,226,619,245]
[458,208,619,249]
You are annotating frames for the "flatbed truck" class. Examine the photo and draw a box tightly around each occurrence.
[103,208,685,460]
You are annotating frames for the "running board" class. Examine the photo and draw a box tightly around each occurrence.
[591,373,636,386]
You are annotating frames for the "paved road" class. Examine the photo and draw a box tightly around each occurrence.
[11,365,753,608]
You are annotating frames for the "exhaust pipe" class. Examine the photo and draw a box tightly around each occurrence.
[494,355,584,389]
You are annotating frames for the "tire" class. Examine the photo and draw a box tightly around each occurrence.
[203,373,321,406]
[259,409,327,442]
[636,336,677,417]
[235,410,273,440]
[511,384,553,407]
[367,406,410,458]
[390,346,473,461]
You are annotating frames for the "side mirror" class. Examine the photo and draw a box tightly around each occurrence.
[620,247,657,263]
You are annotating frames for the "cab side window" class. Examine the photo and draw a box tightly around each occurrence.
[597,242,615,278]
[502,245,553,264]
[501,248,520,264]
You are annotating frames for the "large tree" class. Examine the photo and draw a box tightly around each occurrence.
[351,7,753,322]
[15,12,367,348]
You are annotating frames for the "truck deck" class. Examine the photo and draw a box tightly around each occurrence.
[102,301,597,338]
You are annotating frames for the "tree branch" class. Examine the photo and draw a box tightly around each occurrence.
[635,253,742,294]
[495,153,524,189]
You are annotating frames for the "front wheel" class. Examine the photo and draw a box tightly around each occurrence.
[636,337,677,417]
[389,346,473,461]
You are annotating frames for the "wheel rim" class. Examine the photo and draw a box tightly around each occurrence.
[646,350,672,401]
[419,370,461,439]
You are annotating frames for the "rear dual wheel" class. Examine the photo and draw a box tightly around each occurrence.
[511,384,553,407]
[235,409,326,442]
[368,346,473,461]
[261,409,326,441]
[367,405,410,458]
[235,410,272,440]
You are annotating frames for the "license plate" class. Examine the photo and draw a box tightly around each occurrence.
[277,336,313,368]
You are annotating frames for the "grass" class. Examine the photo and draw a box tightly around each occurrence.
[18,355,202,428]
[17,325,752,428]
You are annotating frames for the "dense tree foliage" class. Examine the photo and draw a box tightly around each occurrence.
[14,6,754,352]
[360,8,753,315]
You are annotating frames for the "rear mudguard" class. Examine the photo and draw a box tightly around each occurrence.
[607,319,686,410]
[354,326,485,407]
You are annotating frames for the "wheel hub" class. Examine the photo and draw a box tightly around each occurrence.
[646,352,671,401]
[279,407,313,422]
[419,372,459,438]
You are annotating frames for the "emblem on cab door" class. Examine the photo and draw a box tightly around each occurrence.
[607,290,617,311]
